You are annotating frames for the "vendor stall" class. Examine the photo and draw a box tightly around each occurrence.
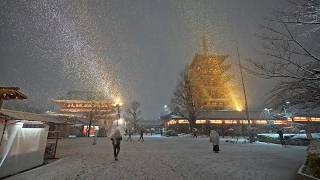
[0,109,62,178]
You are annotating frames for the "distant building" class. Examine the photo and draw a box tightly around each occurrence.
[161,110,320,135]
[51,91,118,136]
[137,119,164,129]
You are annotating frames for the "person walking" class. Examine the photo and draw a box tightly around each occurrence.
[277,128,286,146]
[92,129,98,145]
[126,129,133,142]
[193,128,198,138]
[210,130,220,153]
[138,129,144,142]
[110,128,122,161]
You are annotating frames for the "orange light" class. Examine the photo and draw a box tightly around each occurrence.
[196,120,207,124]
[178,120,189,124]
[209,120,222,124]
[113,97,122,106]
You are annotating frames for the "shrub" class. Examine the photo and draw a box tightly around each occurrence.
[305,140,320,178]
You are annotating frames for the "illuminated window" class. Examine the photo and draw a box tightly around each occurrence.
[224,120,237,124]
[256,120,267,124]
[209,120,222,124]
[167,120,176,125]
[273,120,284,124]
[293,117,308,122]
[239,120,248,124]
[196,120,207,124]
[311,117,320,122]
[178,120,189,124]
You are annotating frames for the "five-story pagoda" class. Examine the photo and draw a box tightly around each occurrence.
[188,37,237,110]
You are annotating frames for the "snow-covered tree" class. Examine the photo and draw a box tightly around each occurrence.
[247,0,320,110]
[171,65,202,130]
[125,101,143,131]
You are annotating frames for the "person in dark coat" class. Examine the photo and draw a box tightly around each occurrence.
[210,130,220,153]
[193,128,198,138]
[110,128,122,160]
[138,129,144,142]
[126,129,133,142]
[277,128,286,146]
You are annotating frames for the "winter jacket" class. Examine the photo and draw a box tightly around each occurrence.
[209,130,220,146]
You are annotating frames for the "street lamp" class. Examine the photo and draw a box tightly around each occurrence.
[114,97,122,127]
[283,101,290,118]
[116,103,120,127]
[264,108,273,128]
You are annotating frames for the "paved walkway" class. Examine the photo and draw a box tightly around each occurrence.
[5,136,306,180]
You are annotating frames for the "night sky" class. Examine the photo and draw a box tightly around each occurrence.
[0,0,281,119]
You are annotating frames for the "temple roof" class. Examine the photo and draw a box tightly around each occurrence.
[0,87,27,100]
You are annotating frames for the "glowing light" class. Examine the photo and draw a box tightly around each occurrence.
[209,120,222,124]
[228,85,243,111]
[118,118,124,125]
[196,120,206,124]
[113,97,123,106]
[178,120,189,124]
[167,120,177,125]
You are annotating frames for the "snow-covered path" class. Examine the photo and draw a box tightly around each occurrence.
[5,136,306,180]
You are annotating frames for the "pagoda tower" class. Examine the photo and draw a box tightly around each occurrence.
[189,36,233,110]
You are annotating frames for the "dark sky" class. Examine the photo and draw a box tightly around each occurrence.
[0,0,281,119]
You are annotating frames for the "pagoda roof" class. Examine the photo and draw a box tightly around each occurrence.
[190,54,230,71]
[0,87,27,100]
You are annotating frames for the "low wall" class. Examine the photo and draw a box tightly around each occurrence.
[257,135,310,146]
[297,140,320,180]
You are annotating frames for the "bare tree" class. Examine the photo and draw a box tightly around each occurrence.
[246,0,320,110]
[125,101,143,131]
[171,65,202,130]
[245,0,320,140]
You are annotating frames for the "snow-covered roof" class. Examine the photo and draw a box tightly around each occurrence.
[0,109,65,124]
[164,110,286,120]
[0,87,27,100]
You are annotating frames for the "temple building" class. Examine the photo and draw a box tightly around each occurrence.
[161,110,320,135]
[188,37,239,110]
[51,91,119,136]
[163,37,320,135]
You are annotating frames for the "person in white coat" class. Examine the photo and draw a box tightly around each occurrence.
[209,130,220,153]
[110,128,122,160]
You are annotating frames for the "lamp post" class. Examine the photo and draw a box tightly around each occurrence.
[283,101,290,118]
[264,108,273,132]
[116,103,120,127]
[237,46,250,138]
[264,108,272,120]
[113,97,122,127]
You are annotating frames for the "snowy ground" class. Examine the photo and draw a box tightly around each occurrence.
[5,136,306,180]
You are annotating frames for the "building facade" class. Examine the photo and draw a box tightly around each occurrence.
[161,110,320,135]
[51,91,118,136]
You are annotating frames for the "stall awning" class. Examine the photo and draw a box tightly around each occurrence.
[0,109,65,124]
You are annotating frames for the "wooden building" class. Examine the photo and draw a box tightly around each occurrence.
[51,91,119,136]
[188,37,239,110]
[161,110,320,135]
